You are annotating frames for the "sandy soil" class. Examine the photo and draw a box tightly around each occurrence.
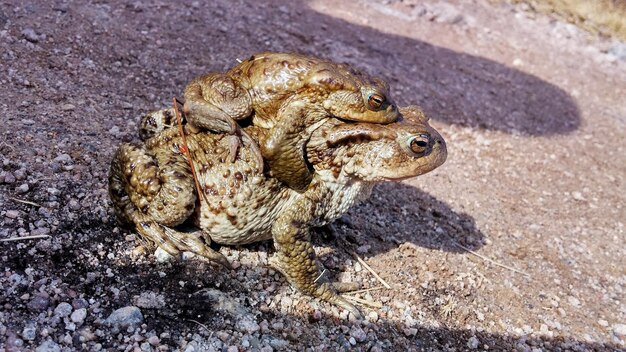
[1,0,624,351]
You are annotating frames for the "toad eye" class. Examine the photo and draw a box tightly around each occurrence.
[367,93,385,109]
[409,134,430,154]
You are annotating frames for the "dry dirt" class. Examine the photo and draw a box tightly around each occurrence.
[1,0,625,351]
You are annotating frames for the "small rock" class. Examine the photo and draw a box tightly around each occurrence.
[613,324,626,338]
[154,247,174,262]
[105,306,144,328]
[133,291,166,309]
[21,323,37,341]
[71,308,87,325]
[68,199,80,211]
[36,340,61,352]
[598,319,609,327]
[467,336,479,349]
[567,296,581,307]
[53,154,72,164]
[16,183,29,193]
[236,315,260,334]
[199,288,248,316]
[269,338,289,349]
[61,103,76,111]
[27,293,50,312]
[54,302,73,317]
[147,336,160,346]
[350,326,367,343]
[2,172,16,184]
[5,210,20,219]
[21,28,39,42]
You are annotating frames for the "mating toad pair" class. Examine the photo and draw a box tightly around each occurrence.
[109,52,447,317]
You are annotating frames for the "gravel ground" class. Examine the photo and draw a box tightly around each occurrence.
[1,0,625,351]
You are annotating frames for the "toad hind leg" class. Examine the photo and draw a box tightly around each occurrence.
[131,213,230,267]
[270,197,362,318]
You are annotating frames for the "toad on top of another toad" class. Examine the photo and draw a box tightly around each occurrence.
[159,52,399,193]
[111,106,445,317]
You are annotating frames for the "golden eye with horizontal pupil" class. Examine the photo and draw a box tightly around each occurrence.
[409,134,430,154]
[367,93,385,109]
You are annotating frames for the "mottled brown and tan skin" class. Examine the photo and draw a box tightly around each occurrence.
[110,106,445,317]
[180,52,399,192]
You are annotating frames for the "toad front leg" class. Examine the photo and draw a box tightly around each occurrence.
[269,196,361,318]
[261,101,315,193]
[183,73,263,171]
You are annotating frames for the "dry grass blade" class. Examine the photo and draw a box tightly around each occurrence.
[350,251,391,289]
[0,235,50,242]
[188,319,212,335]
[342,295,383,309]
[447,235,531,277]
[343,286,386,296]
[10,197,42,207]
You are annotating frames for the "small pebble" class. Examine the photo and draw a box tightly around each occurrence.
[21,28,39,42]
[61,104,76,111]
[71,308,87,325]
[21,323,36,341]
[5,210,20,219]
[54,302,73,317]
[16,183,29,193]
[105,306,144,328]
[467,336,479,349]
[36,340,61,352]
[148,336,160,346]
[613,324,626,337]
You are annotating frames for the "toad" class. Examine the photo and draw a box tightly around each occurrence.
[171,52,399,192]
[110,106,446,316]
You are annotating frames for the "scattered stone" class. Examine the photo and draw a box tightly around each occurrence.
[598,319,609,327]
[21,323,36,341]
[27,293,50,312]
[71,308,87,325]
[61,103,76,111]
[5,210,20,219]
[2,172,16,184]
[54,302,73,317]
[613,324,626,338]
[16,183,29,193]
[148,336,160,346]
[54,153,73,164]
[21,28,39,42]
[236,314,260,334]
[105,306,144,329]
[567,296,581,307]
[36,340,61,352]
[199,288,247,316]
[133,291,166,309]
[269,338,289,349]
[350,325,367,343]
[467,336,479,349]
[68,199,80,211]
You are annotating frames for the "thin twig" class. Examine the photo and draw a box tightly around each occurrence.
[10,197,41,207]
[187,319,212,334]
[342,295,383,309]
[350,251,391,289]
[173,97,204,202]
[447,236,531,277]
[342,285,386,296]
[1,235,50,242]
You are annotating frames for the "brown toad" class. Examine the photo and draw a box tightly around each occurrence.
[110,106,445,317]
[171,52,399,192]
